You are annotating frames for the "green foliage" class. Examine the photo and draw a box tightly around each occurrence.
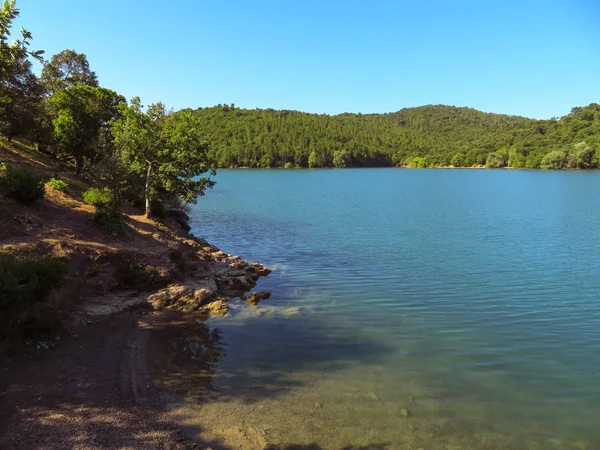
[47,177,69,192]
[284,161,295,169]
[48,85,124,173]
[409,156,428,168]
[569,142,593,168]
[508,148,527,168]
[308,151,319,168]
[451,153,465,167]
[94,206,126,235]
[0,252,66,316]
[190,103,600,170]
[40,49,98,95]
[541,150,567,170]
[0,164,45,204]
[111,98,217,216]
[83,186,112,207]
[486,150,508,168]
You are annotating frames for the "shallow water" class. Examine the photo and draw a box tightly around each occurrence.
[187,168,600,449]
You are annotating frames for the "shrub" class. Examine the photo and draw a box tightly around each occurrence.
[0,253,67,316]
[47,177,69,192]
[486,151,508,168]
[284,162,295,169]
[0,165,45,204]
[83,187,113,207]
[541,151,567,170]
[451,153,465,167]
[94,207,127,235]
[115,256,163,289]
[410,156,428,168]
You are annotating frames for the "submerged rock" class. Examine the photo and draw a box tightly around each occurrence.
[242,291,272,306]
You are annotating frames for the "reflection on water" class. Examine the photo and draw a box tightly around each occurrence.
[174,169,600,449]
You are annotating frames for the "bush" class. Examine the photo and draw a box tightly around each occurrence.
[410,156,428,168]
[47,177,69,192]
[115,255,164,289]
[486,151,508,168]
[0,253,67,316]
[0,164,45,204]
[94,207,127,235]
[541,151,567,170]
[83,187,113,207]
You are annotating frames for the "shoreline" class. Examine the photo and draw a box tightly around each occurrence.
[0,228,273,449]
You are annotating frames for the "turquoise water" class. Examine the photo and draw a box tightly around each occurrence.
[188,169,600,449]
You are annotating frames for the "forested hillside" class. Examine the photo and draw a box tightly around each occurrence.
[194,103,600,169]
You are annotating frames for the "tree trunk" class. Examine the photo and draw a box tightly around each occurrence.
[75,156,82,174]
[145,162,153,217]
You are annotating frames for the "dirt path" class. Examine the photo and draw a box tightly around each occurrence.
[0,310,207,450]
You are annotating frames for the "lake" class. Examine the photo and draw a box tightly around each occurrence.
[186,168,600,449]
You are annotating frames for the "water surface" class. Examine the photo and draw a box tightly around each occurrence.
[186,169,600,449]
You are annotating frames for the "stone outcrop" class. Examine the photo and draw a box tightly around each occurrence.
[242,291,272,306]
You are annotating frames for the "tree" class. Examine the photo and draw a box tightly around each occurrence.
[41,49,98,95]
[486,149,508,168]
[540,150,567,170]
[48,85,123,173]
[112,98,217,217]
[0,47,44,141]
[569,142,593,169]
[0,0,43,84]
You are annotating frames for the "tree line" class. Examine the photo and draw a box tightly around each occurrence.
[193,103,600,169]
[0,0,215,218]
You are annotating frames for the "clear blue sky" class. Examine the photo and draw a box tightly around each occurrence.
[14,0,600,118]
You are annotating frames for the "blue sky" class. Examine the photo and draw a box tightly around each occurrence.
[14,0,600,118]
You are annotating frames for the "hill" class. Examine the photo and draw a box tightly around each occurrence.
[194,103,600,169]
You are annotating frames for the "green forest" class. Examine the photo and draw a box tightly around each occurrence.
[1,0,600,198]
[195,103,600,169]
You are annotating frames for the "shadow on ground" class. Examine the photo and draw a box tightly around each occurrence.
[0,307,393,449]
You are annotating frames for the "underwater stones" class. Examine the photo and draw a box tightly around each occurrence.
[242,291,272,306]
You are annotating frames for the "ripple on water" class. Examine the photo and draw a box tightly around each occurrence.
[179,169,600,449]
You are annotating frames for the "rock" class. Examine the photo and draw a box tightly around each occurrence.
[233,276,253,290]
[242,291,272,306]
[250,263,272,276]
[147,283,217,312]
[199,298,228,317]
[401,408,410,417]
[166,209,191,232]
[315,402,322,408]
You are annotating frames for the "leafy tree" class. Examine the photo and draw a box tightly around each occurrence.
[451,153,465,167]
[48,85,124,173]
[0,47,44,141]
[41,49,98,95]
[569,142,593,169]
[112,98,217,217]
[486,150,508,168]
[540,150,567,170]
[0,0,43,83]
